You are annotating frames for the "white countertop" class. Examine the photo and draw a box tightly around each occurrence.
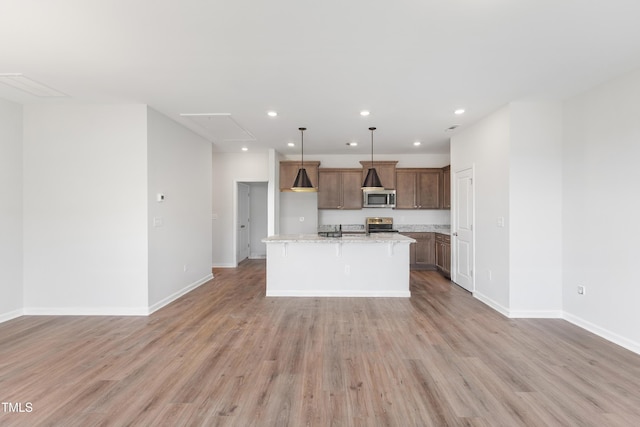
[262,233,416,244]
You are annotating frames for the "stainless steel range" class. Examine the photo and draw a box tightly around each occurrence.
[366,217,398,234]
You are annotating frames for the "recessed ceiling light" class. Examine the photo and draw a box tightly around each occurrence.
[346,142,358,147]
[454,108,465,115]
[413,141,421,146]
[267,111,278,117]
[287,142,295,147]
[241,147,248,151]
[360,111,370,116]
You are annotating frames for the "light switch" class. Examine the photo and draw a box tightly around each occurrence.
[157,193,165,202]
[153,217,163,227]
[497,217,505,227]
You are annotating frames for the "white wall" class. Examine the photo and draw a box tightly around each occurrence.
[563,68,640,351]
[22,105,149,314]
[212,152,269,267]
[279,192,318,234]
[451,106,512,311]
[0,98,23,321]
[147,108,213,311]
[451,102,564,317]
[509,101,563,316]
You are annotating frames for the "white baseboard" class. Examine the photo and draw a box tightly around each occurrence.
[213,263,237,268]
[473,293,640,356]
[148,273,214,315]
[0,309,24,324]
[21,273,215,317]
[23,307,149,316]
[508,309,563,319]
[563,311,640,356]
[473,291,510,317]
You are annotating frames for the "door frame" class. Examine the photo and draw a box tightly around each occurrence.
[452,165,475,292]
[235,182,251,266]
[233,180,269,267]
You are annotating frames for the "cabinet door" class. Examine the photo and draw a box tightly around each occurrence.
[318,170,341,209]
[417,170,442,209]
[415,232,436,265]
[340,170,363,209]
[443,241,451,277]
[404,233,418,265]
[395,170,417,209]
[442,165,451,209]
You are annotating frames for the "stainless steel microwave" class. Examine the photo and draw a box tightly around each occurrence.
[363,190,396,208]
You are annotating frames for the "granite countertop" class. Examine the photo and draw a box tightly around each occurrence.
[318,223,451,236]
[394,224,451,235]
[262,233,416,244]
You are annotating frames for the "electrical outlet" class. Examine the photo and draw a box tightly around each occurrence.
[577,285,585,295]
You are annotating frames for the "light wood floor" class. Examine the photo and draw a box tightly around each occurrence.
[2,260,640,426]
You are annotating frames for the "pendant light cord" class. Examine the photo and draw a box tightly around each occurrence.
[299,127,306,168]
[369,127,376,166]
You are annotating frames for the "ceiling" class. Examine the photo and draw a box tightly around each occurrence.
[2,0,640,155]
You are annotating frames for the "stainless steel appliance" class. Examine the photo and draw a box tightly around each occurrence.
[366,217,398,234]
[363,189,396,208]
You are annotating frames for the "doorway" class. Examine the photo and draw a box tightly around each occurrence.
[235,181,268,266]
[453,167,474,292]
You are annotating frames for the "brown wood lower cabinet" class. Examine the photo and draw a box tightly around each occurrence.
[404,232,450,277]
[403,232,436,270]
[435,233,451,278]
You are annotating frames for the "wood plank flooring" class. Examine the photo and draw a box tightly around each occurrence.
[2,259,640,426]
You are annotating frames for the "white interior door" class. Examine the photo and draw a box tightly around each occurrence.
[237,183,250,264]
[453,168,474,291]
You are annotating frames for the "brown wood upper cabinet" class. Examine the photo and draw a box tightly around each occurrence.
[279,161,321,192]
[442,165,451,209]
[318,169,362,209]
[359,161,398,190]
[395,168,443,209]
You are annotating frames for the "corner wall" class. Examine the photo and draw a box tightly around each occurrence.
[147,108,213,312]
[0,98,23,321]
[451,106,512,311]
[563,68,640,352]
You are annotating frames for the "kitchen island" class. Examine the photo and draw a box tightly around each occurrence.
[262,233,415,297]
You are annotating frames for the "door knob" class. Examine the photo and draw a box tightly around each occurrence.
[452,232,458,236]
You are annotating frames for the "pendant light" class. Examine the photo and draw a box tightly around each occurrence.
[291,127,317,192]
[362,127,384,190]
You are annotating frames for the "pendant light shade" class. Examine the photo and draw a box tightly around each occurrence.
[291,127,317,192]
[362,127,385,190]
